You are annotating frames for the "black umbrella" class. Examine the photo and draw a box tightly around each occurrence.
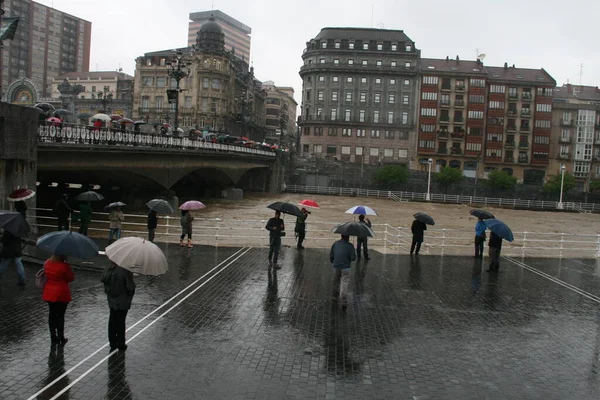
[414,212,435,225]
[75,191,104,202]
[470,209,495,220]
[76,112,92,120]
[267,202,304,218]
[34,103,55,112]
[0,211,30,237]
[133,120,147,125]
[146,199,174,214]
[26,106,45,114]
[53,109,71,117]
[104,202,126,210]
[331,221,375,238]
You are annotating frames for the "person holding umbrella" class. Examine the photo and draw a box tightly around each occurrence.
[294,208,310,249]
[0,230,26,286]
[410,219,427,255]
[330,234,357,308]
[265,210,285,267]
[180,210,194,248]
[474,217,486,258]
[54,194,74,231]
[78,202,93,236]
[42,254,74,346]
[488,232,503,272]
[356,214,372,260]
[147,210,158,242]
[101,261,135,352]
[108,206,125,244]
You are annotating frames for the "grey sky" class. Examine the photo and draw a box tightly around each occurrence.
[38,0,599,103]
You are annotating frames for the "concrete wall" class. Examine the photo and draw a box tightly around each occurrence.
[0,103,38,211]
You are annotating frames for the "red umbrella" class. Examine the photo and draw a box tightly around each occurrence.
[241,136,250,141]
[46,117,61,123]
[298,199,320,209]
[163,123,172,128]
[7,188,36,202]
[109,114,123,121]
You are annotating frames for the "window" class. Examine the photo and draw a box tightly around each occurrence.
[156,77,166,87]
[141,96,150,108]
[360,92,366,102]
[374,93,381,103]
[486,149,502,158]
[349,42,355,49]
[469,94,484,103]
[420,124,436,132]
[469,78,485,87]
[345,109,351,121]
[384,148,394,157]
[361,77,367,84]
[406,44,412,52]
[357,129,366,137]
[404,79,410,86]
[391,61,397,67]
[319,58,325,64]
[371,129,380,138]
[341,146,351,155]
[399,132,409,140]
[317,108,323,117]
[331,91,338,101]
[334,59,340,65]
[315,127,324,136]
[318,90,324,101]
[142,77,154,87]
[359,110,365,122]
[377,43,383,51]
[347,77,353,83]
[533,152,549,161]
[563,112,572,123]
[466,142,482,152]
[536,103,552,112]
[488,101,504,109]
[370,148,380,156]
[387,112,394,124]
[487,133,503,142]
[389,94,395,104]
[405,62,411,68]
[390,79,396,85]
[375,78,381,84]
[305,90,311,101]
[441,94,450,105]
[373,111,379,123]
[398,149,408,158]
[348,59,354,65]
[362,60,368,66]
[537,87,553,97]
[535,120,551,128]
[335,42,340,49]
[376,60,382,67]
[318,76,325,82]
[468,127,483,136]
[155,96,163,110]
[391,43,397,51]
[328,127,338,136]
[468,110,484,119]
[321,41,327,48]
[403,95,409,105]
[423,76,439,85]
[385,130,395,139]
[402,112,409,124]
[342,128,352,137]
[333,76,339,82]
[421,108,437,117]
[330,109,337,120]
[560,145,569,155]
[490,85,506,93]
[561,129,570,141]
[345,92,352,102]
[363,43,369,50]
[534,135,549,144]
[211,79,220,89]
[419,140,435,149]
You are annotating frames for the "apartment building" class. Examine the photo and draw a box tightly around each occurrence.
[188,10,251,62]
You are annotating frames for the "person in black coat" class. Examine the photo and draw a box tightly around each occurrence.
[147,211,158,242]
[410,219,427,255]
[54,194,73,231]
[0,231,26,285]
[265,211,285,268]
[487,231,503,272]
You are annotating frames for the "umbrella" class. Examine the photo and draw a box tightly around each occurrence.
[104,201,126,210]
[133,120,146,125]
[119,118,134,124]
[267,201,304,218]
[26,106,45,114]
[53,109,71,116]
[240,136,250,141]
[470,209,495,220]
[7,188,36,202]
[34,103,55,112]
[414,212,435,225]
[109,114,123,121]
[0,211,30,237]
[76,112,92,119]
[331,221,375,238]
[345,205,377,216]
[75,191,104,202]
[298,199,320,209]
[179,200,206,211]
[36,231,99,259]
[91,113,111,122]
[483,219,514,242]
[146,199,174,214]
[175,127,184,133]
[46,117,62,123]
[105,237,168,276]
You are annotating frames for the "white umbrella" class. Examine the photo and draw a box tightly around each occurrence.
[105,237,168,276]
[92,113,111,122]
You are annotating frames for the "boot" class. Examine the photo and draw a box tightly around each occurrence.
[187,239,193,248]
[180,239,185,247]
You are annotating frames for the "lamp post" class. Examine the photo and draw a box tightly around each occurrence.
[97,88,113,114]
[558,164,566,209]
[166,50,191,132]
[426,158,433,201]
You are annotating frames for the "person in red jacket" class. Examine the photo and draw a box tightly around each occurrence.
[42,254,75,346]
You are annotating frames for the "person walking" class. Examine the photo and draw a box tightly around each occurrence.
[101,262,135,352]
[0,230,26,286]
[294,208,310,249]
[78,201,93,236]
[410,219,427,255]
[330,234,357,308]
[487,231,503,272]
[356,214,372,260]
[14,200,27,218]
[42,254,74,346]
[265,210,285,268]
[147,210,158,242]
[180,210,194,248]
[54,194,73,231]
[474,217,486,258]
[108,207,124,244]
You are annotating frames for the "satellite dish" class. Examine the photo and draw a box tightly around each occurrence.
[477,54,486,61]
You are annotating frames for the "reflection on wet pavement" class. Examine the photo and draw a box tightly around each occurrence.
[1,245,599,399]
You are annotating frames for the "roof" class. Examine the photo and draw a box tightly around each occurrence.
[314,27,414,43]
[421,58,487,75]
[554,84,600,102]
[55,71,134,81]
[143,47,192,57]
[189,10,251,34]
[486,66,555,86]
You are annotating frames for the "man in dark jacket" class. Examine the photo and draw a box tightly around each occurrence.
[356,214,372,260]
[54,194,73,231]
[410,219,427,255]
[295,208,309,249]
[0,231,26,285]
[488,231,503,272]
[330,234,357,307]
[265,211,285,268]
[78,202,93,236]
[101,263,135,352]
[147,210,158,242]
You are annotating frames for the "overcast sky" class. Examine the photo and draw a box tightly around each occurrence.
[37,0,599,103]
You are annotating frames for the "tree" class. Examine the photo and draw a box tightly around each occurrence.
[589,179,600,194]
[486,170,517,191]
[436,167,463,192]
[373,165,409,188]
[543,173,577,194]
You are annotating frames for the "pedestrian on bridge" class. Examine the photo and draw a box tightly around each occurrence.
[108,207,124,244]
[180,210,194,248]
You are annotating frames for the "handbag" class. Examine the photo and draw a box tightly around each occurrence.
[35,269,47,289]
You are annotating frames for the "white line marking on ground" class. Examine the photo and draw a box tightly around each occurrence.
[47,247,252,400]
[27,247,248,400]
[504,256,600,304]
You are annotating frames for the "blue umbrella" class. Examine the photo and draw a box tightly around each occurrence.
[483,219,514,242]
[36,231,99,259]
[345,205,378,216]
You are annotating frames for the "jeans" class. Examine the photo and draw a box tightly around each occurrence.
[268,236,281,264]
[297,230,305,247]
[357,238,369,259]
[108,308,128,349]
[148,229,155,242]
[489,247,501,270]
[108,228,121,242]
[475,235,485,257]
[332,268,351,304]
[410,239,422,254]
[48,302,69,340]
[0,257,25,283]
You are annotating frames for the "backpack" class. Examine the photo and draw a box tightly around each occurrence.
[35,269,47,289]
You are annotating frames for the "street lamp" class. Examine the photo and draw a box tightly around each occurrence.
[97,88,113,114]
[558,164,566,209]
[426,158,433,201]
[166,50,191,132]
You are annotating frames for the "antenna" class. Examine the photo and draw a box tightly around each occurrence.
[371,4,374,28]
[377,22,384,29]
[579,63,584,85]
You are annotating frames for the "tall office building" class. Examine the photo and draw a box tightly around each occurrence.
[188,10,251,62]
[1,0,91,102]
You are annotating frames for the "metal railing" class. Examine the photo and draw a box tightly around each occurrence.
[284,185,600,213]
[25,208,600,259]
[37,124,276,157]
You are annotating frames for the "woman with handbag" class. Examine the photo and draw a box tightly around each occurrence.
[42,254,74,346]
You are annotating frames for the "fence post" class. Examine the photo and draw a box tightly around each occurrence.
[166,216,170,237]
[559,233,564,259]
[596,235,600,258]
[441,229,446,256]
[522,232,527,259]
[384,224,388,252]
[215,219,220,248]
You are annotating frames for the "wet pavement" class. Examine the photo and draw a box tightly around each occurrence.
[1,245,599,400]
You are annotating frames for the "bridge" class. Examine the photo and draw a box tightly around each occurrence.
[36,123,284,202]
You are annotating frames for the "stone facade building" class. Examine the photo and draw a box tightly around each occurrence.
[261,81,297,145]
[188,10,251,62]
[298,27,420,167]
[132,17,266,139]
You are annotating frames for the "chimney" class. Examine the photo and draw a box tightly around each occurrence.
[456,55,460,61]
[446,56,449,61]
[504,62,508,69]
[512,64,515,68]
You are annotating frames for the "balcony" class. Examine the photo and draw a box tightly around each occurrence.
[518,157,529,164]
[559,137,572,144]
[508,93,519,100]
[520,126,531,133]
[559,153,571,160]
[518,142,529,149]
[438,130,449,139]
[437,148,448,154]
[455,86,465,92]
[453,118,465,125]
[522,93,533,101]
[521,110,532,118]
[454,100,465,108]
[451,132,464,140]
[439,116,450,124]
[505,156,515,163]
[560,119,574,127]
[505,141,515,149]
[506,125,517,132]
[441,85,452,92]
[508,109,518,117]
[450,147,463,155]
[440,100,451,108]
